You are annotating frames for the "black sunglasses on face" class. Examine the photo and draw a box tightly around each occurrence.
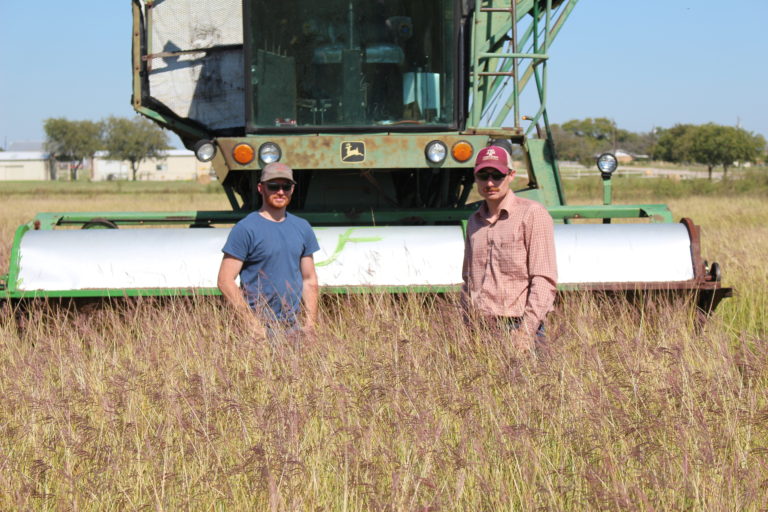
[265,182,294,192]
[475,170,506,181]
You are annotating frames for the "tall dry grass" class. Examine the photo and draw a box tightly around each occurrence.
[2,294,766,510]
[1,177,767,509]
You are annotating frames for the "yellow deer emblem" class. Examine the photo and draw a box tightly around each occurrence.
[341,142,365,162]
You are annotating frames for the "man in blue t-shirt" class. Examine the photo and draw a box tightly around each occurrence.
[218,162,320,338]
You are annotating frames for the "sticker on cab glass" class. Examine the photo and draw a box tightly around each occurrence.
[341,142,365,163]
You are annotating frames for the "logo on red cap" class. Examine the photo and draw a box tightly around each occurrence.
[474,146,511,174]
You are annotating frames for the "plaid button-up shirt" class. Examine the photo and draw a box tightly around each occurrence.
[461,191,558,334]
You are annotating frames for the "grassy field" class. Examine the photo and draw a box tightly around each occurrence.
[1,175,767,510]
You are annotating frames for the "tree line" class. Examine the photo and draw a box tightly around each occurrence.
[551,118,766,180]
[43,115,767,182]
[44,117,170,181]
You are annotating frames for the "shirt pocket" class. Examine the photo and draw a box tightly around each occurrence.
[495,238,527,279]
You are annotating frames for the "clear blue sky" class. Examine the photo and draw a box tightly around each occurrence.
[1,1,766,150]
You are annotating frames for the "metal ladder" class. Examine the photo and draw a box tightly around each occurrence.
[469,0,579,135]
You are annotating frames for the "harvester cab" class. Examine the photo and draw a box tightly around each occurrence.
[0,0,731,312]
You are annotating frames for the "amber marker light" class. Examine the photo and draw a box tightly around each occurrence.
[452,141,473,162]
[233,143,255,165]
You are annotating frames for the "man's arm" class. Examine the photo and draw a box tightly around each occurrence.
[217,254,266,338]
[218,254,246,306]
[522,207,558,336]
[460,224,473,314]
[300,254,319,329]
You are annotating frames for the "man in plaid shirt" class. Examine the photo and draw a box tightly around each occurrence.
[461,145,558,352]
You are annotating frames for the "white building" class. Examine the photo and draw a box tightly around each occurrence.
[0,151,54,180]
[0,148,212,182]
[92,149,212,181]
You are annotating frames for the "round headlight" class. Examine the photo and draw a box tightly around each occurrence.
[193,140,216,162]
[596,152,618,174]
[259,142,282,164]
[425,140,448,164]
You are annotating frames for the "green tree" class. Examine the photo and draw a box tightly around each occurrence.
[553,117,652,166]
[652,124,696,163]
[689,124,726,180]
[619,131,657,157]
[550,124,595,166]
[688,124,765,180]
[561,117,621,142]
[43,118,102,180]
[724,127,766,172]
[653,123,765,179]
[102,116,170,181]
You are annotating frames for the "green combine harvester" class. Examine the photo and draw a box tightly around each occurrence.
[0,0,731,312]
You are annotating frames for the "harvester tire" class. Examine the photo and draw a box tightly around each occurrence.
[82,218,118,229]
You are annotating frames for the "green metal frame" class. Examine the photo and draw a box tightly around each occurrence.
[9,200,673,233]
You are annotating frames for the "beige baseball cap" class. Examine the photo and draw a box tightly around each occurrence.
[260,162,296,184]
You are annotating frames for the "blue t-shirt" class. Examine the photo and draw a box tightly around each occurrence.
[222,212,319,324]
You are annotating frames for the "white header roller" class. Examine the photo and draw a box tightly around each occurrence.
[15,223,695,292]
[555,223,694,283]
[16,226,464,291]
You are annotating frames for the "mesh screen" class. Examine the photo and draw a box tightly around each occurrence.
[146,0,244,131]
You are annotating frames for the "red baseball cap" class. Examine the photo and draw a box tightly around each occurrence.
[473,145,512,174]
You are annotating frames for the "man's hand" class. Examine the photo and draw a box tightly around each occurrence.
[302,323,318,345]
[231,307,266,341]
[218,254,268,341]
[300,255,319,328]
[246,314,268,341]
[510,330,534,353]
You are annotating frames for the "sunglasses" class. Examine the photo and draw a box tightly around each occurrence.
[264,182,294,192]
[475,170,507,181]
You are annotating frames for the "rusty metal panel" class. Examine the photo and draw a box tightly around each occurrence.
[217,134,492,171]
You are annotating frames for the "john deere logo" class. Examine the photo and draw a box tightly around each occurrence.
[341,142,365,163]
